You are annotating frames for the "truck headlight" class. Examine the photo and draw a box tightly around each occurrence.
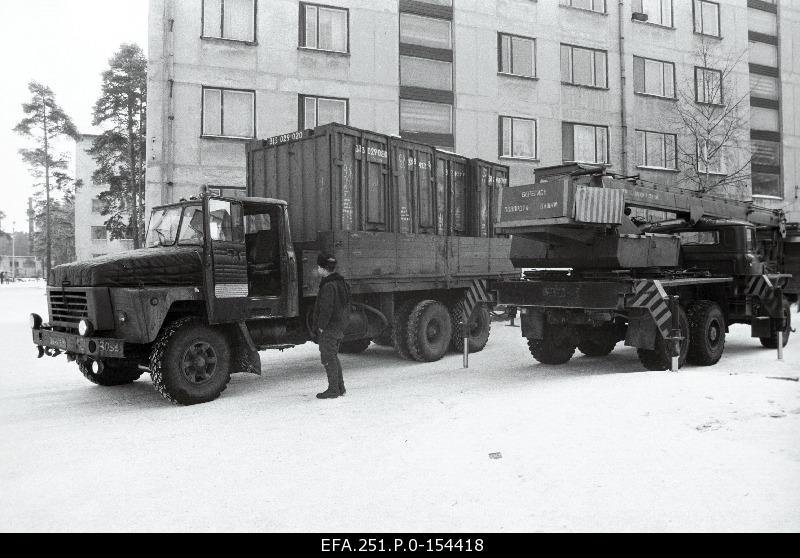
[30,314,43,329]
[78,319,95,337]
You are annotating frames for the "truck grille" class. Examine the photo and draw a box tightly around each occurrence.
[48,289,89,329]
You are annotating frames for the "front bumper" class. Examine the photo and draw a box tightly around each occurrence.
[32,328,126,359]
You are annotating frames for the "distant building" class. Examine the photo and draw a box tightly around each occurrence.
[75,135,134,261]
[0,255,42,280]
[146,0,800,221]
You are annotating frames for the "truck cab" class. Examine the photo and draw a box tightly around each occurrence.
[648,220,766,277]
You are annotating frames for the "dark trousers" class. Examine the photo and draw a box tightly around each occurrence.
[319,331,345,394]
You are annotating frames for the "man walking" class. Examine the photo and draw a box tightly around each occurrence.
[313,253,351,399]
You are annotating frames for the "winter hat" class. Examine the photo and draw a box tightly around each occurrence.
[317,253,337,272]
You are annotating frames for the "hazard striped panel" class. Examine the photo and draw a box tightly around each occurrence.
[745,275,774,300]
[459,279,490,323]
[630,279,672,339]
[574,186,625,224]
[215,284,249,299]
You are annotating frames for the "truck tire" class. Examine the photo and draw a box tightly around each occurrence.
[637,306,689,371]
[527,325,576,365]
[407,300,453,363]
[78,359,143,387]
[687,301,726,366]
[577,334,617,358]
[149,317,233,406]
[760,298,792,349]
[450,306,492,354]
[340,339,372,354]
[392,300,416,360]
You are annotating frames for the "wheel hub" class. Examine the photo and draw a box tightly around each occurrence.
[181,341,218,384]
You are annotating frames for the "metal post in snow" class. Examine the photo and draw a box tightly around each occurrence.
[777,331,784,361]
[670,295,681,373]
[462,318,469,369]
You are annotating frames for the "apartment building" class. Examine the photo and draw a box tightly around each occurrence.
[75,135,135,262]
[146,0,800,221]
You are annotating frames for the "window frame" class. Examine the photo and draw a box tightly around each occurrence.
[91,226,108,242]
[201,0,258,45]
[299,2,350,54]
[693,0,721,38]
[632,0,674,29]
[560,0,607,15]
[633,55,676,99]
[201,86,257,140]
[696,139,726,175]
[563,122,610,165]
[298,94,350,129]
[694,66,724,106]
[561,43,609,89]
[499,116,538,161]
[497,32,537,80]
[635,129,678,171]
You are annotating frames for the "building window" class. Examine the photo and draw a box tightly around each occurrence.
[563,123,609,164]
[633,57,675,98]
[752,173,782,198]
[561,45,608,88]
[91,199,105,213]
[202,87,255,139]
[91,227,108,241]
[695,67,723,105]
[632,0,673,27]
[300,3,349,53]
[400,100,452,135]
[697,139,724,174]
[498,33,536,78]
[751,139,781,168]
[400,13,452,50]
[636,130,677,170]
[202,0,256,43]
[500,117,537,160]
[750,74,779,101]
[694,0,720,37]
[300,95,348,129]
[560,0,606,14]
[400,56,453,90]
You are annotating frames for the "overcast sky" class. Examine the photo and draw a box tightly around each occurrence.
[0,0,148,230]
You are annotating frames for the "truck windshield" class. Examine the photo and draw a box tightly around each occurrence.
[146,205,202,248]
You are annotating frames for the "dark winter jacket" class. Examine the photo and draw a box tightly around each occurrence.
[313,272,351,335]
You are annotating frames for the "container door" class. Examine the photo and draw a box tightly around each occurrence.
[393,146,414,234]
[435,156,448,235]
[331,131,359,231]
[357,135,390,232]
[451,159,468,236]
[415,149,436,235]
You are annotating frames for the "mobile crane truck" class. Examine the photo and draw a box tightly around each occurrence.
[494,164,797,371]
[30,124,516,405]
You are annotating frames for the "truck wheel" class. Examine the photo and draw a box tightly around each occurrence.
[760,298,792,349]
[687,301,726,366]
[407,300,453,362]
[149,317,232,406]
[577,334,617,358]
[450,306,492,354]
[392,300,416,360]
[340,339,372,354]
[527,325,576,365]
[637,306,689,371]
[78,359,143,387]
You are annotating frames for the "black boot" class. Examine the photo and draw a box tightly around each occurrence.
[317,359,341,399]
[316,389,340,399]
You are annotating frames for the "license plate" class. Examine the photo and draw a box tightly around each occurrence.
[96,339,123,355]
[43,333,67,350]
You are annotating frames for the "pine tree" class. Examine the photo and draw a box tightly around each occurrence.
[13,82,80,278]
[90,44,147,248]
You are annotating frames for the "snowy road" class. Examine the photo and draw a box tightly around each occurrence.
[1,284,798,532]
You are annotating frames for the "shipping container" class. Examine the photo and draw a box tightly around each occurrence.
[247,125,391,243]
[247,124,511,242]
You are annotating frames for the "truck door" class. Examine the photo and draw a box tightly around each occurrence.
[206,198,249,323]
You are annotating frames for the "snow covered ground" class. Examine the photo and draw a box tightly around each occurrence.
[0,285,798,533]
